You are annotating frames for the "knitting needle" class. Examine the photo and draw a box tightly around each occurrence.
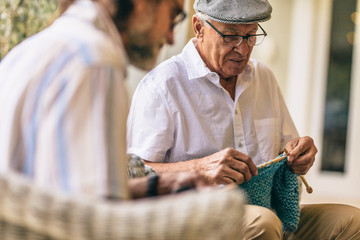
[299,175,313,193]
[283,148,313,194]
[258,155,287,169]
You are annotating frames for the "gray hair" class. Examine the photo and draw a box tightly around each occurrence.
[194,12,211,28]
[195,12,210,21]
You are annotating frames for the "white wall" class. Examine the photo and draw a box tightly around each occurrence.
[285,0,360,206]
[252,0,294,93]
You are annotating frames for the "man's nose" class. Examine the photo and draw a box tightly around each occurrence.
[233,39,250,54]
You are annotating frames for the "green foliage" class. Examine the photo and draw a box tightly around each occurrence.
[0,0,58,60]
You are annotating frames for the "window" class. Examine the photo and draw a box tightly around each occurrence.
[321,0,357,172]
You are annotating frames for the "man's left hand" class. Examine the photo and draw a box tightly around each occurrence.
[284,136,318,175]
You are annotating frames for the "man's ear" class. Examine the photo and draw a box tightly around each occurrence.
[192,15,204,39]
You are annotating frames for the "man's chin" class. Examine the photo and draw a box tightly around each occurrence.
[226,62,247,75]
[129,52,157,71]
[127,48,158,71]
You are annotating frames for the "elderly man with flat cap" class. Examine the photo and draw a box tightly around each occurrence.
[127,0,360,238]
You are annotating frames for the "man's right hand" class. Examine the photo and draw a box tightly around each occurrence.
[157,171,212,195]
[196,148,258,185]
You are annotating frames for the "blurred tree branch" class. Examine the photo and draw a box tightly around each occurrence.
[0,0,58,60]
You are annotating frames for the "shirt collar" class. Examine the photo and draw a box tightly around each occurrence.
[182,38,212,80]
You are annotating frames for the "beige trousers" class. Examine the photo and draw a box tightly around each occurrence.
[243,204,360,240]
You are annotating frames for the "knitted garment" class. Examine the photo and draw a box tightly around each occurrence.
[239,155,300,232]
[128,155,157,178]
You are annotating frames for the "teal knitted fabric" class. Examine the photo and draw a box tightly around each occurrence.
[239,155,300,232]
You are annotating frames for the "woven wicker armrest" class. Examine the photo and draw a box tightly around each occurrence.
[0,172,245,240]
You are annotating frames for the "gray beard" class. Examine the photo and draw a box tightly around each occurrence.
[126,43,156,71]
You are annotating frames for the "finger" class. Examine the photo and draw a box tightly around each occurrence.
[288,161,313,174]
[222,176,238,184]
[289,152,314,166]
[230,151,258,176]
[221,168,246,184]
[228,161,252,182]
[228,167,246,183]
[288,138,312,162]
[287,138,300,149]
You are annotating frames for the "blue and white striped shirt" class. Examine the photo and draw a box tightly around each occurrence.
[0,0,130,199]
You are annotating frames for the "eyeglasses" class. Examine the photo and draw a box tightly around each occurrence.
[171,10,187,29]
[205,20,267,47]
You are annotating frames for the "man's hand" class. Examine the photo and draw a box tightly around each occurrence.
[129,171,211,199]
[157,172,212,195]
[285,136,318,175]
[196,148,258,185]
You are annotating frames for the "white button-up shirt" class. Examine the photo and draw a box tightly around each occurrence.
[0,0,130,199]
[127,39,298,165]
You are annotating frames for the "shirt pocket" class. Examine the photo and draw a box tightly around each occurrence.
[254,118,280,161]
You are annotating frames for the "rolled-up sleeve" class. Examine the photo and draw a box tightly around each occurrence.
[127,78,175,163]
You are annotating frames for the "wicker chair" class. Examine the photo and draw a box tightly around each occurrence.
[0,171,245,240]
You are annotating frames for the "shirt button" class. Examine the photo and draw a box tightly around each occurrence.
[238,142,243,147]
[235,110,238,114]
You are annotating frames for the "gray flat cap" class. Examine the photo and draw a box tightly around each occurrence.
[194,0,272,24]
